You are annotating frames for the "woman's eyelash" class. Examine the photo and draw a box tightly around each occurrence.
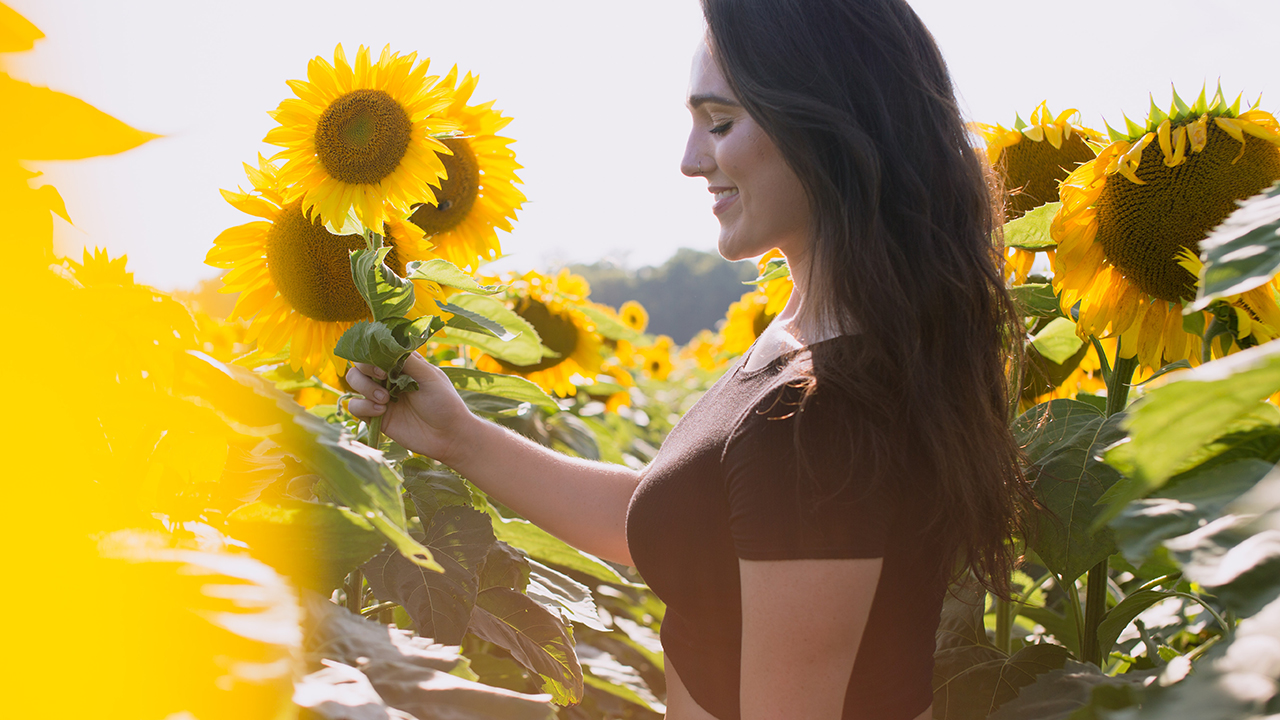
[710,121,733,135]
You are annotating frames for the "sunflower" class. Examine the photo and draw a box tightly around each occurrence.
[619,301,649,333]
[205,156,441,376]
[637,336,674,381]
[1051,86,1280,370]
[475,269,603,396]
[756,249,793,314]
[265,44,456,232]
[681,329,724,372]
[720,289,775,356]
[407,67,525,272]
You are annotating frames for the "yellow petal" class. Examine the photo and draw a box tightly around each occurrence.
[0,74,158,160]
[1043,123,1064,149]
[1162,307,1188,362]
[0,3,43,54]
[1137,301,1167,370]
[1187,116,1209,152]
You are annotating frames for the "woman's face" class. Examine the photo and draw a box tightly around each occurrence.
[681,42,811,264]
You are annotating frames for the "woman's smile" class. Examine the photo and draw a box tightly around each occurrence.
[710,186,739,214]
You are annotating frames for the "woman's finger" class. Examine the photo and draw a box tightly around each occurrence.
[352,362,387,380]
[346,366,390,403]
[347,397,386,419]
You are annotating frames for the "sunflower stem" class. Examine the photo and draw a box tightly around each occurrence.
[366,414,383,450]
[344,569,364,614]
[1105,354,1139,417]
[995,596,1015,654]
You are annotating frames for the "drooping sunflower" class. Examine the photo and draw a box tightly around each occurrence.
[205,156,441,376]
[407,66,525,272]
[974,102,1104,284]
[720,288,775,356]
[1051,86,1280,370]
[265,44,456,231]
[475,269,603,396]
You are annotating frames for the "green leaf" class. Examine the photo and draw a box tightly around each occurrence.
[1111,459,1273,565]
[173,351,441,573]
[527,559,608,631]
[572,302,641,342]
[487,510,631,587]
[389,315,444,355]
[458,390,532,418]
[1011,284,1065,319]
[468,587,584,705]
[579,645,667,714]
[1164,515,1280,618]
[402,458,472,522]
[1095,590,1182,661]
[479,540,532,593]
[546,413,601,461]
[442,367,560,414]
[439,293,551,366]
[1191,182,1280,308]
[1004,202,1062,250]
[350,246,416,322]
[440,300,517,340]
[744,257,790,285]
[334,320,411,371]
[1104,341,1280,513]
[405,258,502,294]
[1014,400,1125,583]
[227,500,386,593]
[363,505,496,644]
[1031,317,1086,365]
[985,660,1142,720]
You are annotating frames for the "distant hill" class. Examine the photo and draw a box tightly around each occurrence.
[569,249,757,344]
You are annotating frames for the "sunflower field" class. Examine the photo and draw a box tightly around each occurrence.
[9,3,1280,718]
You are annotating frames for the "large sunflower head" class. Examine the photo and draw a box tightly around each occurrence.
[1051,85,1280,370]
[975,102,1105,222]
[407,66,525,272]
[475,269,603,396]
[205,155,441,375]
[265,45,457,232]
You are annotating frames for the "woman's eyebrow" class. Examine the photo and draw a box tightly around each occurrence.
[688,93,741,109]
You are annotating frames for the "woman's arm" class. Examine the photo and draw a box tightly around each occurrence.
[738,557,882,720]
[346,353,641,565]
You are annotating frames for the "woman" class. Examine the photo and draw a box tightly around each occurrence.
[347,0,1029,717]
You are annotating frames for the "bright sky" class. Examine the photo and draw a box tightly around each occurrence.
[10,0,1279,291]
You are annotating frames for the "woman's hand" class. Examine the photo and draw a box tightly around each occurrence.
[345,352,477,465]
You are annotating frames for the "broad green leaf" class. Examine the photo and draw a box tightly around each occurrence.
[351,246,416,322]
[173,351,441,573]
[227,500,386,593]
[458,390,532,418]
[390,315,444,355]
[405,258,502,294]
[546,413,601,461]
[1111,459,1273,565]
[1030,317,1085,365]
[1004,202,1061,250]
[1192,181,1280,309]
[572,302,642,342]
[363,506,496,644]
[1014,400,1124,583]
[334,320,411,371]
[1118,595,1280,719]
[479,541,532,593]
[744,257,790,285]
[440,300,516,340]
[1095,590,1183,662]
[468,587,584,705]
[1010,283,1065,319]
[487,510,630,587]
[579,645,667,714]
[442,367,560,414]
[1164,516,1280,618]
[439,293,551,366]
[301,593,555,719]
[527,559,608,631]
[1104,340,1280,514]
[402,458,473,522]
[985,660,1142,720]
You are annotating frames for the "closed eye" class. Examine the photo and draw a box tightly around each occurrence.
[710,121,733,136]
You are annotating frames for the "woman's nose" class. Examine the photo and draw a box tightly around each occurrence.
[681,135,711,178]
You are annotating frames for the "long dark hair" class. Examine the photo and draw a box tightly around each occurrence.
[702,0,1030,596]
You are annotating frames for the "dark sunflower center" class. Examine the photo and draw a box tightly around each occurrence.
[1000,132,1096,221]
[266,201,405,322]
[409,138,480,236]
[1095,122,1280,303]
[496,298,578,373]
[314,88,413,185]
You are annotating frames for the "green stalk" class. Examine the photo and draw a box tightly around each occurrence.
[367,414,383,450]
[1080,349,1140,665]
[345,569,364,614]
[1057,571,1086,656]
[995,596,1015,654]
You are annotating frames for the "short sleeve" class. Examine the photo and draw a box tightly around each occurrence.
[722,383,896,561]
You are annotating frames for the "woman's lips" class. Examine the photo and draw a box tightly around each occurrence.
[711,187,739,215]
